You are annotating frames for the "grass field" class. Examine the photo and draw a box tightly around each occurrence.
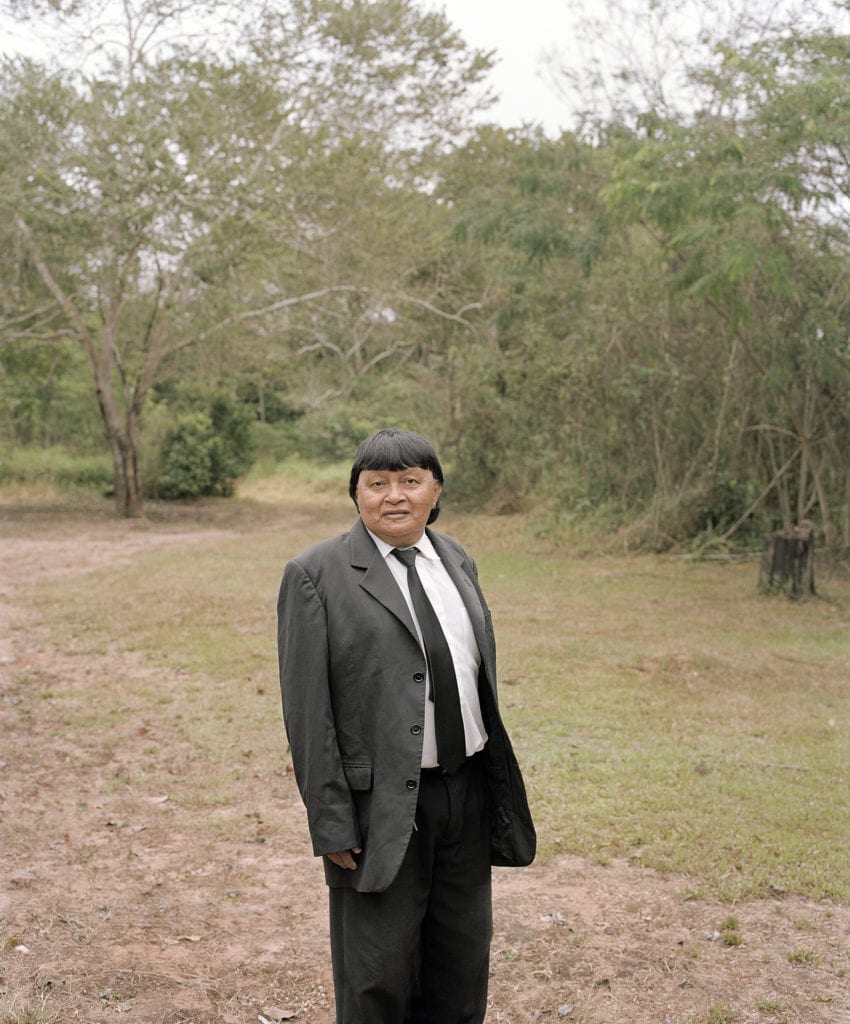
[19,468,850,904]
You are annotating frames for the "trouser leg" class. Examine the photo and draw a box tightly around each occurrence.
[407,758,492,1024]
[328,757,492,1024]
[329,878,424,1024]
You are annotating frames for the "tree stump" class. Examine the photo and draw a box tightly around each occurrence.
[759,520,815,599]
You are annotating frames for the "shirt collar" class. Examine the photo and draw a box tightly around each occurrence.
[365,527,438,562]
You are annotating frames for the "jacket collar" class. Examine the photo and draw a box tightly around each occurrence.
[348,519,490,667]
[349,519,417,639]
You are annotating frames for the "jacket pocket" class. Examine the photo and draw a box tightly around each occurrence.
[342,762,373,791]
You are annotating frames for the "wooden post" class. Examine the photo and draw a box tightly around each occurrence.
[759,520,815,599]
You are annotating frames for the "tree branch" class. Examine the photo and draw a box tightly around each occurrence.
[190,285,361,349]
[0,300,61,331]
[292,339,345,359]
[720,444,802,541]
[390,291,483,328]
[14,215,98,368]
[359,340,416,375]
[2,329,77,343]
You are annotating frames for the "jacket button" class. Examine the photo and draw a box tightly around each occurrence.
[410,724,422,735]
[406,778,417,790]
[413,672,425,683]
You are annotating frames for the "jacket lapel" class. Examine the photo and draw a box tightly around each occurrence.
[350,519,418,641]
[349,519,493,670]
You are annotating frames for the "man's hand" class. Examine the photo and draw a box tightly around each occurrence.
[327,848,361,870]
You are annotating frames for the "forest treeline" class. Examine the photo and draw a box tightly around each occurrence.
[2,0,849,552]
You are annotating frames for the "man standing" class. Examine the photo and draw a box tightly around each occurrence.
[277,427,535,1024]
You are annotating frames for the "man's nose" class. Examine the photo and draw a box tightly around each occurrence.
[385,481,406,501]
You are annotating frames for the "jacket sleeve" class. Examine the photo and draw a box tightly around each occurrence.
[277,558,361,857]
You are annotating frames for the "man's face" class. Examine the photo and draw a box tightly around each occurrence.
[356,467,442,548]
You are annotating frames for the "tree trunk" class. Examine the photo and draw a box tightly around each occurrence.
[94,359,145,518]
[16,217,147,517]
[801,439,835,552]
[759,521,815,599]
[108,429,144,518]
[845,465,850,549]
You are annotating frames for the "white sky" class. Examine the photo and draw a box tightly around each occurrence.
[5,0,849,137]
[438,0,578,135]
[439,0,850,134]
[0,0,578,134]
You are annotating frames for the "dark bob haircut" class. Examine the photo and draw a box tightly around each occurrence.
[349,427,444,525]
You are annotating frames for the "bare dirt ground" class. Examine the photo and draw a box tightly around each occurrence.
[1,500,848,1024]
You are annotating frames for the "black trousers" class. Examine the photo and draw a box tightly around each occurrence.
[328,755,493,1024]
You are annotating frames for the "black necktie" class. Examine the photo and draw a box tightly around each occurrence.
[392,547,466,772]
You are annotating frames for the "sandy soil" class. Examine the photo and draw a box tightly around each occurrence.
[1,501,848,1024]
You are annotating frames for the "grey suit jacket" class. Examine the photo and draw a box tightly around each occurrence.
[277,518,536,893]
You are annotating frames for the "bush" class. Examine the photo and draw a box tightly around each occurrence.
[251,420,297,463]
[155,397,256,500]
[290,405,381,462]
[209,395,256,488]
[158,413,221,499]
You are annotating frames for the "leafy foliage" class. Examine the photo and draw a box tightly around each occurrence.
[157,413,222,499]
[148,394,255,498]
[0,0,490,515]
[3,0,850,552]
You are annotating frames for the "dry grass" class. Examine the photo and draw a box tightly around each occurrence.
[1,471,849,1024]
[18,473,850,901]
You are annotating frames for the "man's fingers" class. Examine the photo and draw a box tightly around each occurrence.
[327,849,359,870]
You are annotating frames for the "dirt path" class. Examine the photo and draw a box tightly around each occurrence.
[1,505,848,1024]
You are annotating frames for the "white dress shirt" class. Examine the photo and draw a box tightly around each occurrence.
[366,529,488,768]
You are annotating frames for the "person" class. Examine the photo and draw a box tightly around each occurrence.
[277,426,535,1024]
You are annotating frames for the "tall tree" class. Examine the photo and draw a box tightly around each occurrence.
[0,0,491,514]
[603,10,850,548]
[431,2,850,550]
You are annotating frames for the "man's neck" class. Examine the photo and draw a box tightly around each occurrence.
[364,526,427,556]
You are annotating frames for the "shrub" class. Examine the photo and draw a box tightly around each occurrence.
[155,397,257,500]
[157,412,219,499]
[209,395,256,491]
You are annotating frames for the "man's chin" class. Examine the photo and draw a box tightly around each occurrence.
[373,517,424,546]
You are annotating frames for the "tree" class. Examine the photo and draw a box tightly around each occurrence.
[427,1,850,551]
[602,10,850,550]
[434,124,640,515]
[0,0,492,514]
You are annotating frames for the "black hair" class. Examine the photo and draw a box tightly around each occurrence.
[349,427,443,524]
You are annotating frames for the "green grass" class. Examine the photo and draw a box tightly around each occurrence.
[0,445,112,492]
[16,472,850,902]
[481,549,850,901]
[787,948,821,966]
[707,1006,736,1024]
[754,996,785,1013]
[719,916,743,947]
